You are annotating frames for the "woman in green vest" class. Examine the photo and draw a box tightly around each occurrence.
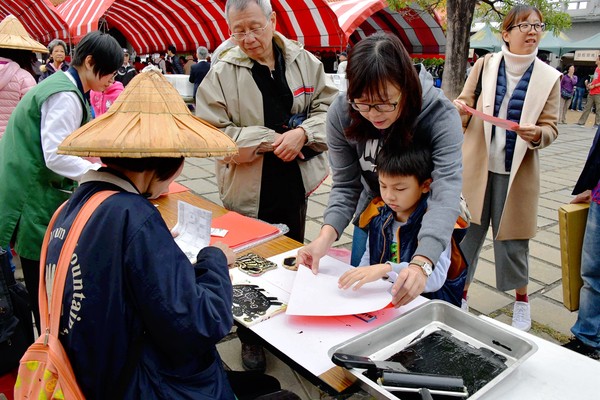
[0,31,123,332]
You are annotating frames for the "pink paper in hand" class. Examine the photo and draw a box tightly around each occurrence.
[460,103,520,131]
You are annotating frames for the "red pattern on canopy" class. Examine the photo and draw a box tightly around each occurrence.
[54,0,345,53]
[328,0,445,54]
[0,0,70,45]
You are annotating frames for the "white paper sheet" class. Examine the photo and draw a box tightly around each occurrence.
[248,249,428,377]
[286,255,393,316]
[172,201,212,262]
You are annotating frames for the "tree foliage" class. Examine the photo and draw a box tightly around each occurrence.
[386,0,571,99]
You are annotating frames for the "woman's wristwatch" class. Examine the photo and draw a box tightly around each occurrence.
[409,259,433,278]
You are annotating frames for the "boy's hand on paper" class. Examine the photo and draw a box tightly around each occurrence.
[273,128,306,162]
[211,241,235,266]
[390,265,427,307]
[338,263,390,291]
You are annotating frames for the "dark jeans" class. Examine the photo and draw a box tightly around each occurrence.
[571,87,586,111]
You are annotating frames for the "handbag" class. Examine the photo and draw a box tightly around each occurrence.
[0,246,34,375]
[561,88,573,99]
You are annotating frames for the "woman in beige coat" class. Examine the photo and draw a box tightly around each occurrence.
[454,5,560,331]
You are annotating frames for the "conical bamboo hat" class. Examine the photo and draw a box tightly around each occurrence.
[58,69,238,158]
[0,15,48,53]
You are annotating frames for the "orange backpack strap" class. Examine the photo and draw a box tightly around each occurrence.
[38,201,67,333]
[38,191,118,337]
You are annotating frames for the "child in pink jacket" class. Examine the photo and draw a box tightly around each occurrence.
[0,56,36,138]
[90,80,124,117]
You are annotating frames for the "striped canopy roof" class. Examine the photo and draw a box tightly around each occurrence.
[2,0,444,55]
[55,0,346,53]
[328,0,445,55]
[0,0,69,45]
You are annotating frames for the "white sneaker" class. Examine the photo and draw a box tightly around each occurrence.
[461,298,469,312]
[512,301,531,331]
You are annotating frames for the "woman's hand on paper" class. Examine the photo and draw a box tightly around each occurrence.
[211,241,235,267]
[338,263,390,291]
[452,99,470,116]
[296,225,338,274]
[515,123,541,143]
[390,265,427,307]
[296,239,328,274]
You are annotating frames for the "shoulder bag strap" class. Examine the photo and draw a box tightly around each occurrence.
[465,54,488,129]
[473,56,486,104]
[39,191,118,337]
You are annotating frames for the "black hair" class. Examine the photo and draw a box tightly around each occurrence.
[168,44,176,53]
[71,31,123,77]
[0,48,34,74]
[375,142,433,185]
[345,32,422,149]
[101,157,184,182]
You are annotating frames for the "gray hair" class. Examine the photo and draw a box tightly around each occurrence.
[225,0,272,23]
[196,46,209,59]
[48,39,67,54]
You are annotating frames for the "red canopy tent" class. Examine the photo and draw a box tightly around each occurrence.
[265,0,345,51]
[0,0,70,45]
[56,0,230,54]
[54,0,346,54]
[328,0,445,55]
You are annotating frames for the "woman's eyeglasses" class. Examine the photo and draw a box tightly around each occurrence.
[348,94,402,113]
[509,22,545,33]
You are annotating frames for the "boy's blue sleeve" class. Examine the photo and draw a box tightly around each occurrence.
[386,245,451,292]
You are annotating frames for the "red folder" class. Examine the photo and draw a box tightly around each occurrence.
[210,211,280,250]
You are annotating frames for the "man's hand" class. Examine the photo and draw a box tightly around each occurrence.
[273,128,307,162]
[571,190,592,204]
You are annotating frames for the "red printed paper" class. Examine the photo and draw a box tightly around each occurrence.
[459,102,520,131]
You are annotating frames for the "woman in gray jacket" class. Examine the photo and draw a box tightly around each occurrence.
[297,32,464,308]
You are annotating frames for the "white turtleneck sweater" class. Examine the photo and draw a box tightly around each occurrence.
[489,46,538,174]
